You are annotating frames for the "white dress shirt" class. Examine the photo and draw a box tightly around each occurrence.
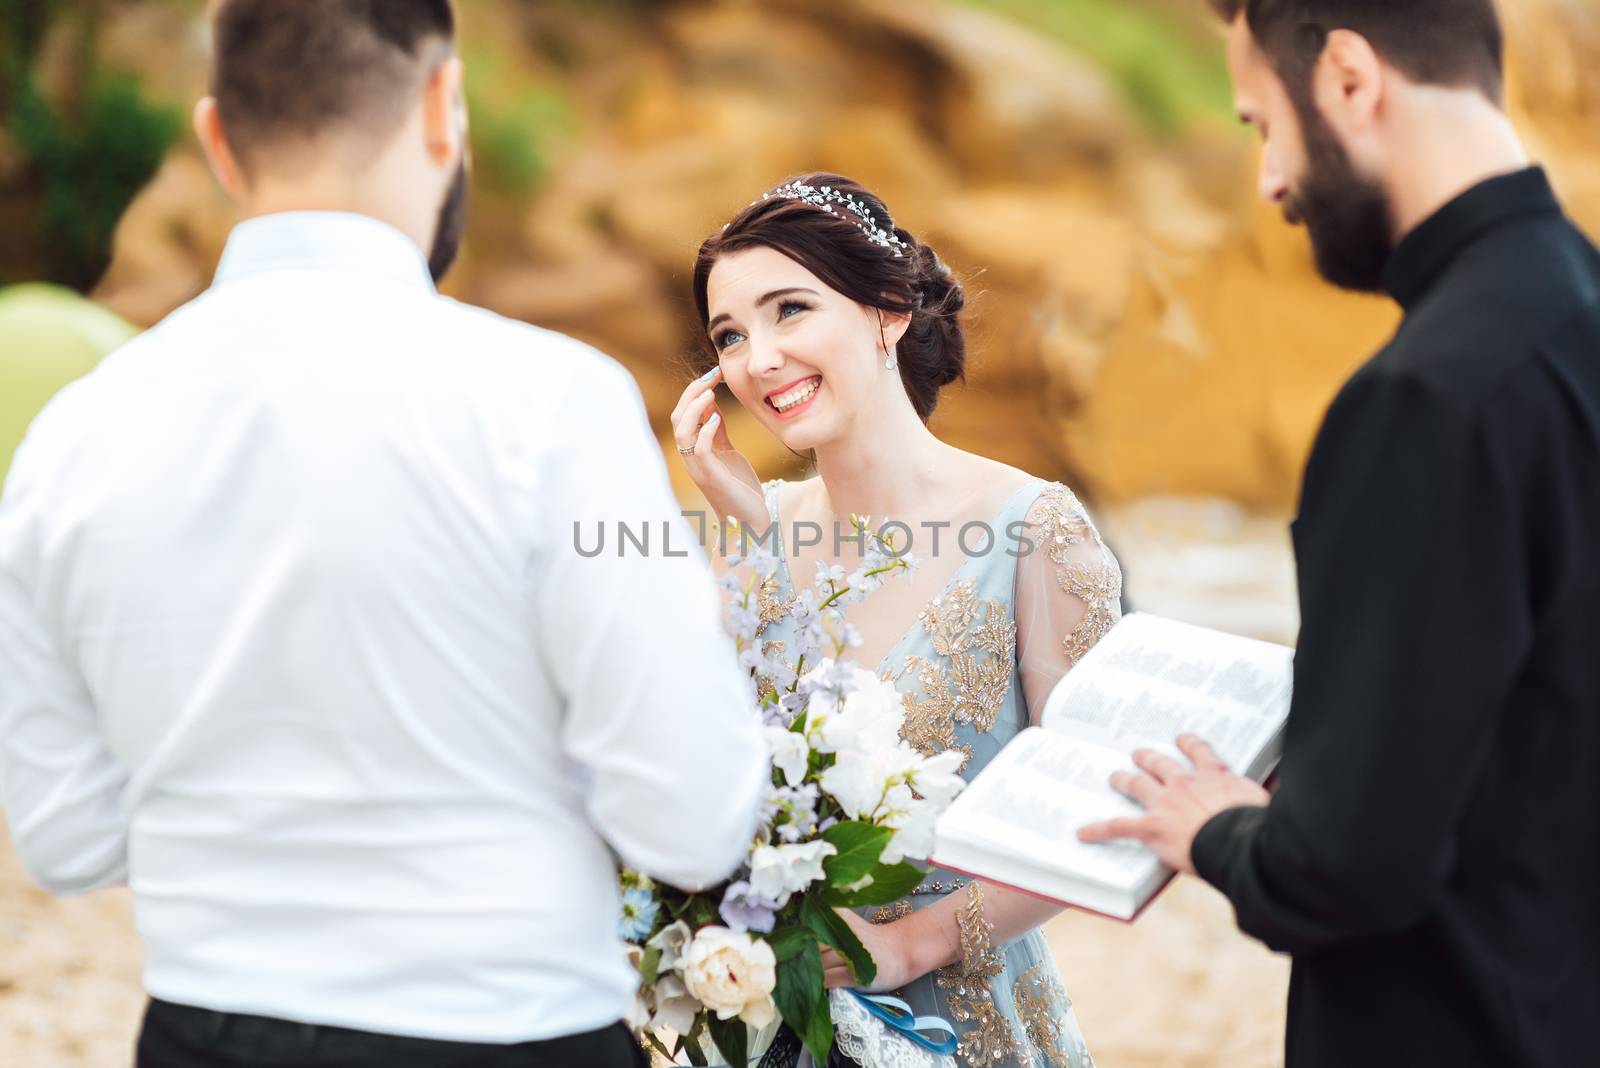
[0,211,766,1042]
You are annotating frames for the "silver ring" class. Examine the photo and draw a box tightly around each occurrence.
[677,445,696,456]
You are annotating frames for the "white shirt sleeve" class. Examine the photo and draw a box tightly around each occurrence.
[528,359,766,891]
[0,447,130,895]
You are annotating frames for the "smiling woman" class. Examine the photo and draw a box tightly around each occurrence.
[665,175,1126,1068]
[693,174,967,426]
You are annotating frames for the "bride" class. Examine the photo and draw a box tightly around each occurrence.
[671,174,1121,1068]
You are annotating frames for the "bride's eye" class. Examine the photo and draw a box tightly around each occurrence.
[777,300,810,321]
[714,328,746,350]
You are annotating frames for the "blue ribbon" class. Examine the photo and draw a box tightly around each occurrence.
[845,990,959,1057]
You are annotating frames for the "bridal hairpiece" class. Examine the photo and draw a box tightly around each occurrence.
[749,182,910,258]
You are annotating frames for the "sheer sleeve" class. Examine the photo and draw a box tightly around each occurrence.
[1012,483,1124,723]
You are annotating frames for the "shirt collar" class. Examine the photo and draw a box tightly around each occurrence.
[1382,166,1561,311]
[213,211,436,292]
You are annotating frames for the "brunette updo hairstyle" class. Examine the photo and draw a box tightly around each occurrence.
[692,173,966,422]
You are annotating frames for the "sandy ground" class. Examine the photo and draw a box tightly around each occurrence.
[0,498,1295,1067]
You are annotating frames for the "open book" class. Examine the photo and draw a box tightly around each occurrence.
[929,613,1293,921]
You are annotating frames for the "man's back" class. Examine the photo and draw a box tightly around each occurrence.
[0,212,766,1043]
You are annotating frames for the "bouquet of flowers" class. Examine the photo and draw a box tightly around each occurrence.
[620,519,967,1067]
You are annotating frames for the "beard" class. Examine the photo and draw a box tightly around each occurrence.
[1282,102,1394,293]
[428,160,469,284]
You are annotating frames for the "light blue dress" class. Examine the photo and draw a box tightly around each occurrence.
[754,477,1123,1068]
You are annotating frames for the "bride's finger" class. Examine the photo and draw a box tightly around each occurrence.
[671,365,721,422]
[822,964,856,989]
[695,411,722,457]
[672,388,718,452]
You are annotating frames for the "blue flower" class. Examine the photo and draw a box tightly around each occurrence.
[618,886,659,942]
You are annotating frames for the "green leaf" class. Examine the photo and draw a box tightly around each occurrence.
[802,982,835,1066]
[682,1027,708,1067]
[638,945,662,986]
[773,941,823,1048]
[822,821,892,887]
[705,1012,748,1068]
[802,897,876,987]
[767,925,815,963]
[822,860,926,908]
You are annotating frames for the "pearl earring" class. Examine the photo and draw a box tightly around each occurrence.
[885,346,898,371]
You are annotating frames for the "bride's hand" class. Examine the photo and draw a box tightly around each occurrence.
[821,908,921,993]
[670,365,766,531]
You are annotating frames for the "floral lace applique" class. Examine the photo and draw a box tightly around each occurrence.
[1013,962,1079,1068]
[896,582,1015,772]
[1037,485,1121,666]
[935,884,1025,1066]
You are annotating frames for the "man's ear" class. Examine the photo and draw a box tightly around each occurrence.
[193,97,246,197]
[422,57,467,169]
[1313,29,1385,136]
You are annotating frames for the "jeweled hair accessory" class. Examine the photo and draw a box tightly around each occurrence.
[753,182,910,258]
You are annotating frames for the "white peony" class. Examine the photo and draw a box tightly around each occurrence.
[823,672,905,754]
[804,667,904,755]
[747,839,837,906]
[765,724,810,786]
[680,926,778,1028]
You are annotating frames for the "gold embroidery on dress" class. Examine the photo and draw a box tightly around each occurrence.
[754,641,787,705]
[755,575,794,637]
[871,900,914,925]
[935,883,1025,1066]
[1014,961,1075,1068]
[919,582,979,657]
[1037,485,1122,666]
[897,582,1013,772]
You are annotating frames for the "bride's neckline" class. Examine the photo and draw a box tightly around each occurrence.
[766,477,1047,675]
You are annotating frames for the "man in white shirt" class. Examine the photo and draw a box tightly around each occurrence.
[0,2,767,1065]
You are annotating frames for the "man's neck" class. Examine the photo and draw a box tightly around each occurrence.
[237,172,433,259]
[1384,95,1530,242]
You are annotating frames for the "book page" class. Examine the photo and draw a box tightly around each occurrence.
[1040,614,1292,772]
[938,729,1154,889]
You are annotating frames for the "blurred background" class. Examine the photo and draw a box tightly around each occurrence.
[2,0,1597,1064]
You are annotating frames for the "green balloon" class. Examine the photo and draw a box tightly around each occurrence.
[0,284,138,484]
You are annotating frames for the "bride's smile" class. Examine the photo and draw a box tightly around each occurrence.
[764,375,822,418]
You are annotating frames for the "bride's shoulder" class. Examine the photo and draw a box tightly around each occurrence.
[761,475,822,518]
[953,455,1087,516]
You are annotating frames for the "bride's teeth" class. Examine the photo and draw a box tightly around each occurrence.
[771,378,819,412]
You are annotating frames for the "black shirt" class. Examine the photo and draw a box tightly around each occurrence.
[1192,168,1600,1068]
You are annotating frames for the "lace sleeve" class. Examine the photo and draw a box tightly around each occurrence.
[1012,483,1123,723]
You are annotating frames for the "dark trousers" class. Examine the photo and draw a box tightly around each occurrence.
[136,998,648,1068]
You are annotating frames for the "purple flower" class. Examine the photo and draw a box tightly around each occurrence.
[719,880,780,934]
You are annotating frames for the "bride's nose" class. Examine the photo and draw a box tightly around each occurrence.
[747,331,786,377]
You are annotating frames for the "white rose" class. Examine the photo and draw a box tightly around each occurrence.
[680,926,778,1028]
[765,725,810,786]
[747,840,837,905]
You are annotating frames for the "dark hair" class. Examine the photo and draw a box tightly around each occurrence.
[1208,0,1504,106]
[692,173,966,422]
[211,0,456,173]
